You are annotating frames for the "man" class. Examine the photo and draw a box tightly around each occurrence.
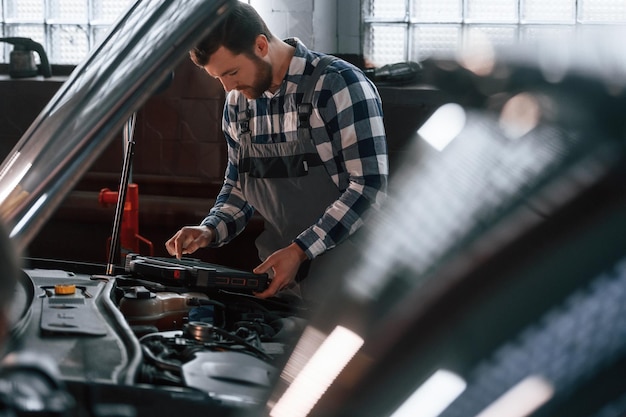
[166,2,388,299]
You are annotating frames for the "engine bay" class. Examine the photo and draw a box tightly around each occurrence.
[5,257,308,416]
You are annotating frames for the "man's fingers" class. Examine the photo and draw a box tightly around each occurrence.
[255,280,280,299]
[175,238,184,259]
[166,227,210,259]
[253,259,271,275]
[170,232,185,259]
[176,234,199,259]
[165,233,181,257]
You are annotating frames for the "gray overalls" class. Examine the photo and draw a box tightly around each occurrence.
[236,56,354,288]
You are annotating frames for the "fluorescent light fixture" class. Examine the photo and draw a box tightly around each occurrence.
[418,103,466,151]
[475,375,554,417]
[270,325,364,417]
[390,369,466,417]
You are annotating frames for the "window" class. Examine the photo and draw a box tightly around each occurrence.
[1,0,132,65]
[363,0,626,66]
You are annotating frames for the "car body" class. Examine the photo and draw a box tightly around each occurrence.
[0,1,625,416]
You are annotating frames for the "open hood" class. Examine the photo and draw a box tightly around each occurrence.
[0,0,235,254]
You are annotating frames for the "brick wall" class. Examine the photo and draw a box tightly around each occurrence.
[0,0,361,269]
[87,58,228,189]
[0,57,263,269]
[0,1,435,270]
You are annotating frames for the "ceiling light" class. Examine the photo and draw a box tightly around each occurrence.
[270,325,364,417]
[475,375,554,417]
[418,103,466,151]
[390,369,466,417]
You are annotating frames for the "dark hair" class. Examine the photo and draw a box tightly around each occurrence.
[190,2,273,67]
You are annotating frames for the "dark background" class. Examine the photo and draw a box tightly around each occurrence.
[0,57,438,271]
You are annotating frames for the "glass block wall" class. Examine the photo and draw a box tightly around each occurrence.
[0,0,131,65]
[2,0,625,67]
[364,0,626,66]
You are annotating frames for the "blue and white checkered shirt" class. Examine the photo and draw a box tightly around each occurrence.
[201,38,388,259]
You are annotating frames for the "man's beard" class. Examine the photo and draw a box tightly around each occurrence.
[240,56,273,99]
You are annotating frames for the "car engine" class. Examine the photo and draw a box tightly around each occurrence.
[5,258,308,416]
[118,281,306,403]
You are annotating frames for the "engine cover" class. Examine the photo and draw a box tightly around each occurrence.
[182,350,277,406]
[9,268,141,384]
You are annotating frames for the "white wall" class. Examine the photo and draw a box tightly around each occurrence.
[248,0,361,54]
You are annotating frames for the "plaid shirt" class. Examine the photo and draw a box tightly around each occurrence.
[201,39,388,259]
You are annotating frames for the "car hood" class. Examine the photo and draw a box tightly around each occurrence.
[0,0,235,254]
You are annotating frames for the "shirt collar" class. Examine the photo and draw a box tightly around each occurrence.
[261,38,311,99]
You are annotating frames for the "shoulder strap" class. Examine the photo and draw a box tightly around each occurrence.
[237,55,337,144]
[297,55,337,142]
[237,93,252,143]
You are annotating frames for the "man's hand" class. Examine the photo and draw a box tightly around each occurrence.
[253,243,308,299]
[165,225,214,259]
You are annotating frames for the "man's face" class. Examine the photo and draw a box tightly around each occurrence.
[205,46,272,99]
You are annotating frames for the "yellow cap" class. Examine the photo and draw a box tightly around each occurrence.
[54,284,76,295]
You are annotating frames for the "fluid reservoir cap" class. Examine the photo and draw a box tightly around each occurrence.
[54,284,76,295]
[123,286,155,300]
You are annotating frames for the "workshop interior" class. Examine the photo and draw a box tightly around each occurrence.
[0,1,625,417]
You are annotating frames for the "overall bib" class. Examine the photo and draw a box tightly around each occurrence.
[237,57,359,290]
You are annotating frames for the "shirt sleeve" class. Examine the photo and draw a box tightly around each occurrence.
[200,99,255,246]
[294,62,388,259]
